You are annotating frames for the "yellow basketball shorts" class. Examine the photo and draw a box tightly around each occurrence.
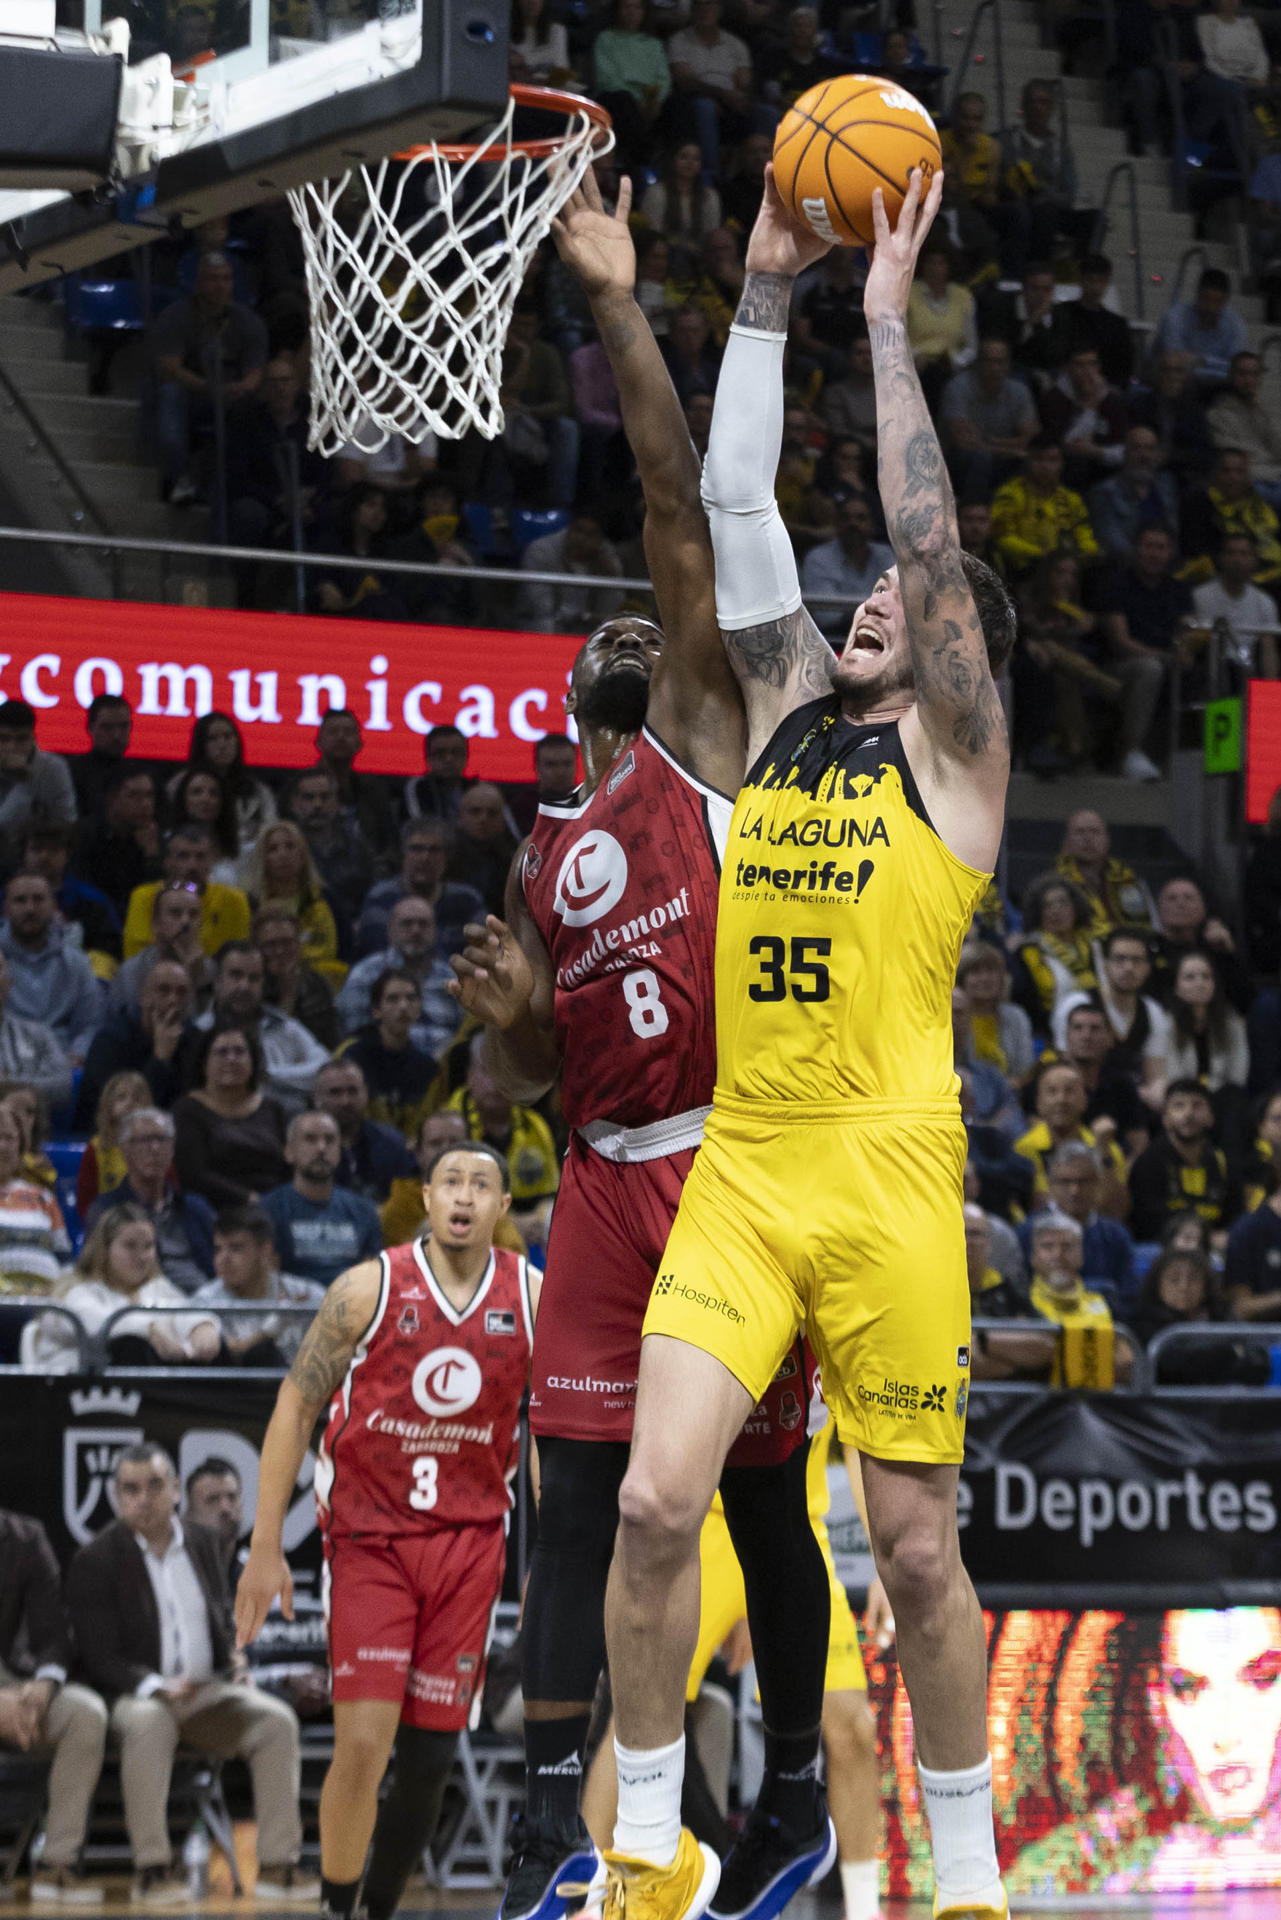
[689,1499,866,1703]
[644,1094,972,1465]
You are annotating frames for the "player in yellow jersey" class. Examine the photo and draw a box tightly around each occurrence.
[585,1410,888,1920]
[598,171,1015,1920]
[690,1423,887,1920]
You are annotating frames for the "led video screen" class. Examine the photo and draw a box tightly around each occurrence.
[872,1609,1281,1897]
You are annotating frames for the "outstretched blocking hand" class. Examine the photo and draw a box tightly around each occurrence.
[745,162,833,281]
[863,167,945,326]
[550,169,636,300]
[448,915,537,1030]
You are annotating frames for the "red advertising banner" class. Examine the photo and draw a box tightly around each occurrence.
[1247,678,1281,823]
[0,593,584,780]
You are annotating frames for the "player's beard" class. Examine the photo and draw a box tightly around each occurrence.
[831,646,913,712]
[579,664,651,735]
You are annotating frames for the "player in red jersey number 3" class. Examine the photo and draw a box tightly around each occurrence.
[236,1144,536,1920]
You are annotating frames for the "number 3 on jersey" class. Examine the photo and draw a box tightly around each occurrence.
[624,967,670,1038]
[409,1456,439,1511]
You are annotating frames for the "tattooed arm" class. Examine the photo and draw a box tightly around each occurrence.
[234,1259,382,1645]
[865,173,1008,803]
[701,175,838,755]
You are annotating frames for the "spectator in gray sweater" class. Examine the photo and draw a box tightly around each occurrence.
[0,701,76,866]
[0,955,72,1111]
[0,875,103,1062]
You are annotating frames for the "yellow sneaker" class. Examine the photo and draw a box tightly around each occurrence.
[934,1887,1008,1920]
[602,1829,721,1920]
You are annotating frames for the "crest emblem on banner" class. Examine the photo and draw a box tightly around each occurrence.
[63,1388,144,1545]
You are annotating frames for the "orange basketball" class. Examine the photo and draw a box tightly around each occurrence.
[772,73,942,248]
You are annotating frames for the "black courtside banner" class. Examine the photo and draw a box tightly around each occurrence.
[958,1389,1281,1601]
[0,1370,529,1609]
[4,1374,1278,1604]
[0,1373,327,1675]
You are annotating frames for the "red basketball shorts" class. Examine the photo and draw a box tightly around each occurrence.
[530,1134,806,1464]
[323,1523,506,1729]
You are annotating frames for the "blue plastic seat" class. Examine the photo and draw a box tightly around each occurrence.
[510,507,570,552]
[46,1139,86,1255]
[45,1140,87,1181]
[64,276,144,332]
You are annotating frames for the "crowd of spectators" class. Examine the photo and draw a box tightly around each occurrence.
[0,679,1273,1397]
[0,690,567,1370]
[93,0,1280,784]
[3,701,1281,1889]
[955,798,1281,1392]
[13,2,1281,1896]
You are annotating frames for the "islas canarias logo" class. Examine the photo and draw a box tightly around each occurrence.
[553,830,629,928]
[412,1347,483,1418]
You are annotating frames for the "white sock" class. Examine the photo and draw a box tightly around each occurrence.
[916,1755,1002,1908]
[839,1856,881,1920]
[612,1734,685,1867]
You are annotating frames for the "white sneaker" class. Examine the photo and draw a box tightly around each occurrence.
[30,1867,109,1903]
[1121,749,1162,782]
[256,1867,322,1901]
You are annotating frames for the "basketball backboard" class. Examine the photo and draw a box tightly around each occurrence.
[0,0,509,294]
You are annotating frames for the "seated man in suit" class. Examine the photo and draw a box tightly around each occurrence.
[0,1508,109,1901]
[65,1445,318,1905]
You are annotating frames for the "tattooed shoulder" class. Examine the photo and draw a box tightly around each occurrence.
[287,1260,380,1407]
[723,606,834,699]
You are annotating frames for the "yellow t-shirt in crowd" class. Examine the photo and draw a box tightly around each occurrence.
[123,881,252,959]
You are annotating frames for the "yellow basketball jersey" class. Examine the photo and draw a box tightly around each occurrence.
[716,700,990,1105]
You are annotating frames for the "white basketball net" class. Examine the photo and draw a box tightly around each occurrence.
[289,95,612,456]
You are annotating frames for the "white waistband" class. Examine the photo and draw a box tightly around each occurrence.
[577,1107,711,1164]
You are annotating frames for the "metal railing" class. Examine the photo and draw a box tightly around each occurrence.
[0,520,876,621]
[95,1300,317,1368]
[0,353,120,585]
[0,1299,89,1369]
[1147,1319,1281,1386]
[1091,162,1146,320]
[929,0,946,69]
[1166,242,1210,312]
[13,1299,320,1371]
[973,1315,1149,1390]
[17,1314,1167,1395]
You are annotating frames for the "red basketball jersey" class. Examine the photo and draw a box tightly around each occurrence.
[316,1240,534,1538]
[522,727,731,1131]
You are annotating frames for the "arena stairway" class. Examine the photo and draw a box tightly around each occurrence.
[0,289,221,605]
[0,4,1269,874]
[946,0,1273,866]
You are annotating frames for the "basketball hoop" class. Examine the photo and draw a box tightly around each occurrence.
[288,84,614,457]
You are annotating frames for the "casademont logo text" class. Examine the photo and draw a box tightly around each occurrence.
[555,886,692,988]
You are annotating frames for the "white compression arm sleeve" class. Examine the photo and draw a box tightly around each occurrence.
[699,322,804,632]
